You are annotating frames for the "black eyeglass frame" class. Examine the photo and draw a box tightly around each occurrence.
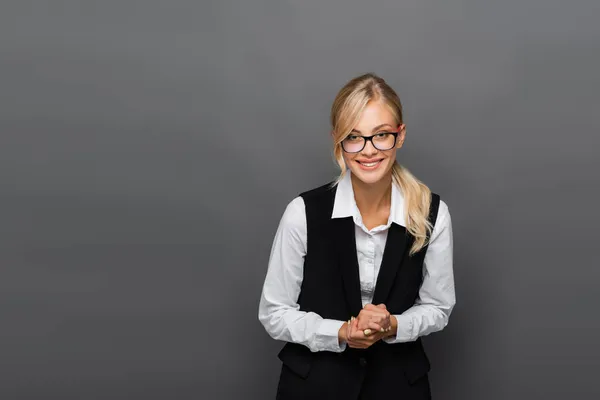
[341,131,399,153]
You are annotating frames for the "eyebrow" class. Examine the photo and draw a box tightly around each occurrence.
[350,123,393,134]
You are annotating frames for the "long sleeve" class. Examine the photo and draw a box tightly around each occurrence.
[258,196,347,353]
[383,200,456,344]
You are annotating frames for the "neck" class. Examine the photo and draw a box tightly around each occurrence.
[350,170,393,215]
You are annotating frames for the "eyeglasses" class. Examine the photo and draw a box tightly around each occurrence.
[341,127,400,153]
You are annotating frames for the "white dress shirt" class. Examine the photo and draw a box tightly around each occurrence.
[258,171,455,353]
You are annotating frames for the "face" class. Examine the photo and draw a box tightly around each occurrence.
[340,100,406,185]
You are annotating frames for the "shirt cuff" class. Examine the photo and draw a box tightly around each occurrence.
[383,314,415,344]
[314,319,346,352]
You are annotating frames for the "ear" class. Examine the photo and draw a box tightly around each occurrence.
[396,123,406,148]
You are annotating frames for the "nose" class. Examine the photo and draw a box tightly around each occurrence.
[361,139,378,156]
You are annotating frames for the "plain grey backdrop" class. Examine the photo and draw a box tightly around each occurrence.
[1,1,598,399]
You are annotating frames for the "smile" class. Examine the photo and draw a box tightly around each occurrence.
[356,159,383,170]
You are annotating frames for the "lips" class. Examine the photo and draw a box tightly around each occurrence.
[357,159,383,167]
[356,159,383,170]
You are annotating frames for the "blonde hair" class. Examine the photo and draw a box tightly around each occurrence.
[330,73,433,255]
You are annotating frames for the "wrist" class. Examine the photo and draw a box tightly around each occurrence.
[385,315,398,338]
[338,321,348,345]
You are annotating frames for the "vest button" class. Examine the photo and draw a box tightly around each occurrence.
[359,357,367,367]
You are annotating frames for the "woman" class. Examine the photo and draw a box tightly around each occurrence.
[258,73,455,399]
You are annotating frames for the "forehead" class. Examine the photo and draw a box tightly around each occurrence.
[355,101,396,128]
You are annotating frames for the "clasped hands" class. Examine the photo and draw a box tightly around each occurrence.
[338,303,397,349]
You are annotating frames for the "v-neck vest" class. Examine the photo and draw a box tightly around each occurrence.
[275,181,441,399]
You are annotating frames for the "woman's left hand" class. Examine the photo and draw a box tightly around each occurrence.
[355,303,392,335]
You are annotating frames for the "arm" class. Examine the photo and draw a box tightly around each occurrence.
[383,200,456,343]
[258,196,347,353]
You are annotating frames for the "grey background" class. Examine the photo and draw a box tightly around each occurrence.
[1,1,598,399]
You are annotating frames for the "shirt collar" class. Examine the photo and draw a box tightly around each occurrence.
[331,170,406,227]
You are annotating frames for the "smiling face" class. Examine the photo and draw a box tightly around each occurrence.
[341,100,406,185]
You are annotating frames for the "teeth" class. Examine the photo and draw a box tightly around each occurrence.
[362,161,380,167]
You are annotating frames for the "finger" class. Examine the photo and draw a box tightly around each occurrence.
[376,303,387,310]
[346,321,352,344]
[351,319,368,341]
[370,311,391,324]
[349,322,363,348]
[362,323,383,338]
[366,321,386,333]
[355,314,371,331]
[359,309,388,320]
[348,318,357,343]
[366,313,389,327]
[350,317,359,337]
[355,315,372,331]
[353,330,382,348]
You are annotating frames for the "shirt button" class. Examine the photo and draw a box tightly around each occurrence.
[359,357,367,367]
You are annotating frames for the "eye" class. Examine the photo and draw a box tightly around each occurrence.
[375,132,388,138]
[346,134,361,141]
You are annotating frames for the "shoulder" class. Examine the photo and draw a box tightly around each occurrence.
[279,179,335,225]
[272,196,307,245]
[281,196,306,227]
[299,180,336,201]
[438,198,450,217]
[435,197,450,222]
[298,180,337,215]
[427,191,450,223]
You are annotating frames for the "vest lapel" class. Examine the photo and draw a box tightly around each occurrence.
[332,217,363,317]
[372,223,409,305]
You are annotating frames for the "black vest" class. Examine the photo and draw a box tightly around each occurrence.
[275,182,441,400]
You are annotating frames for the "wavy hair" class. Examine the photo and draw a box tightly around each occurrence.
[330,73,433,255]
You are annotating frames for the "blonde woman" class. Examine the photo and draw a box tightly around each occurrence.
[258,73,456,399]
